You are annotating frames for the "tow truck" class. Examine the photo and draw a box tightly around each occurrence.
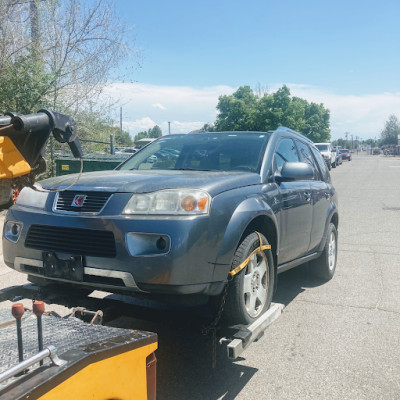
[0,110,283,399]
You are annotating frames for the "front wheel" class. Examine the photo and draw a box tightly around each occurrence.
[223,232,274,325]
[310,222,338,280]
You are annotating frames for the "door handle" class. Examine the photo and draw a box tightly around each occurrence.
[304,191,311,202]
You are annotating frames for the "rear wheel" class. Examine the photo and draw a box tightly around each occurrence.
[310,222,338,280]
[223,232,274,325]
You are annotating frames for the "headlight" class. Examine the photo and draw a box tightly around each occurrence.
[123,189,211,215]
[16,186,49,209]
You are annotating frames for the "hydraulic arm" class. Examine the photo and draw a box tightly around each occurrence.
[0,109,83,204]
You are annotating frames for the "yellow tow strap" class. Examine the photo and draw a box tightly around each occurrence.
[229,232,271,278]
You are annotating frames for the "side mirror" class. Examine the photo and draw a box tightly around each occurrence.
[275,162,314,182]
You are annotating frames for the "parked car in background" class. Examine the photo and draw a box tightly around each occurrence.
[333,147,342,166]
[314,143,336,169]
[115,147,138,155]
[122,148,138,154]
[340,149,351,161]
[3,128,339,325]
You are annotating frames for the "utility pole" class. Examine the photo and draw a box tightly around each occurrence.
[120,107,123,133]
[168,121,171,135]
[351,135,354,150]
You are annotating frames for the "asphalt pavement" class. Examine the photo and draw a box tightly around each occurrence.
[1,153,399,399]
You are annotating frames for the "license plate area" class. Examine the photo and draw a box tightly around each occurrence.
[42,252,84,282]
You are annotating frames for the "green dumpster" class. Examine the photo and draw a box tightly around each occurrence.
[55,153,130,176]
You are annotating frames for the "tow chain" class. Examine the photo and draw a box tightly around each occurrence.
[202,231,270,368]
[201,282,229,369]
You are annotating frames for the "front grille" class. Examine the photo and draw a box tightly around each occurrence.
[54,191,113,213]
[25,225,116,258]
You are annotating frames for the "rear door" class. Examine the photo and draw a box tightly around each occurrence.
[310,145,332,252]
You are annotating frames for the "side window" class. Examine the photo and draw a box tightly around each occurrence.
[311,146,331,182]
[274,138,299,172]
[294,140,319,180]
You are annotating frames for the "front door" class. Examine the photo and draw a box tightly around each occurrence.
[274,137,312,264]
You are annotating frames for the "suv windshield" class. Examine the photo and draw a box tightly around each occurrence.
[315,144,329,151]
[118,132,271,172]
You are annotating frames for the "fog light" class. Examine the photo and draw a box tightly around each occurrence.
[126,233,171,256]
[4,221,23,243]
[11,224,19,235]
[156,237,167,250]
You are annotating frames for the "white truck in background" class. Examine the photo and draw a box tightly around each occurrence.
[314,142,336,170]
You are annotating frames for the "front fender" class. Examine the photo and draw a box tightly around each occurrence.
[212,196,278,281]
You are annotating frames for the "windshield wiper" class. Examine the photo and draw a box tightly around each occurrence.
[175,168,216,171]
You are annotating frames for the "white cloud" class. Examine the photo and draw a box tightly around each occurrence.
[152,103,166,110]
[123,117,157,132]
[165,120,206,134]
[103,82,400,140]
[103,83,233,136]
[286,84,400,140]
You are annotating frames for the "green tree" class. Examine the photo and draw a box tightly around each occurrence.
[215,86,258,131]
[363,138,375,146]
[0,55,55,113]
[302,102,330,142]
[200,123,215,132]
[149,125,162,138]
[332,138,347,148]
[134,131,149,141]
[380,115,400,145]
[0,0,135,114]
[134,125,162,141]
[214,85,331,142]
[115,129,133,146]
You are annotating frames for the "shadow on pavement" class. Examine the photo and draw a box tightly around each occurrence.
[108,311,257,400]
[273,262,328,306]
[104,264,327,400]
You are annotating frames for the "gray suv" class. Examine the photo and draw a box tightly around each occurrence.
[3,128,338,324]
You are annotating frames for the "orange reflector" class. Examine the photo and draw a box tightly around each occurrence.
[198,197,208,210]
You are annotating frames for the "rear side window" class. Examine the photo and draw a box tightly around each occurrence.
[311,146,330,182]
[274,138,299,172]
[294,140,319,180]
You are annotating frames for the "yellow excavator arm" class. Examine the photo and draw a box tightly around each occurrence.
[0,110,83,205]
[0,136,32,179]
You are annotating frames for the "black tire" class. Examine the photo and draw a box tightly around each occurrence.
[310,222,338,280]
[223,232,274,325]
[332,161,336,168]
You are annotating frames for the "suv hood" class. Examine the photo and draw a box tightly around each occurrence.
[39,170,261,196]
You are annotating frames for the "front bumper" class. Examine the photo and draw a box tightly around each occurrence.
[3,203,229,296]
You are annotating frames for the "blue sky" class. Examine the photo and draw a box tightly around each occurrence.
[105,0,400,140]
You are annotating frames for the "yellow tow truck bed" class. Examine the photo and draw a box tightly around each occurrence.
[0,309,157,400]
